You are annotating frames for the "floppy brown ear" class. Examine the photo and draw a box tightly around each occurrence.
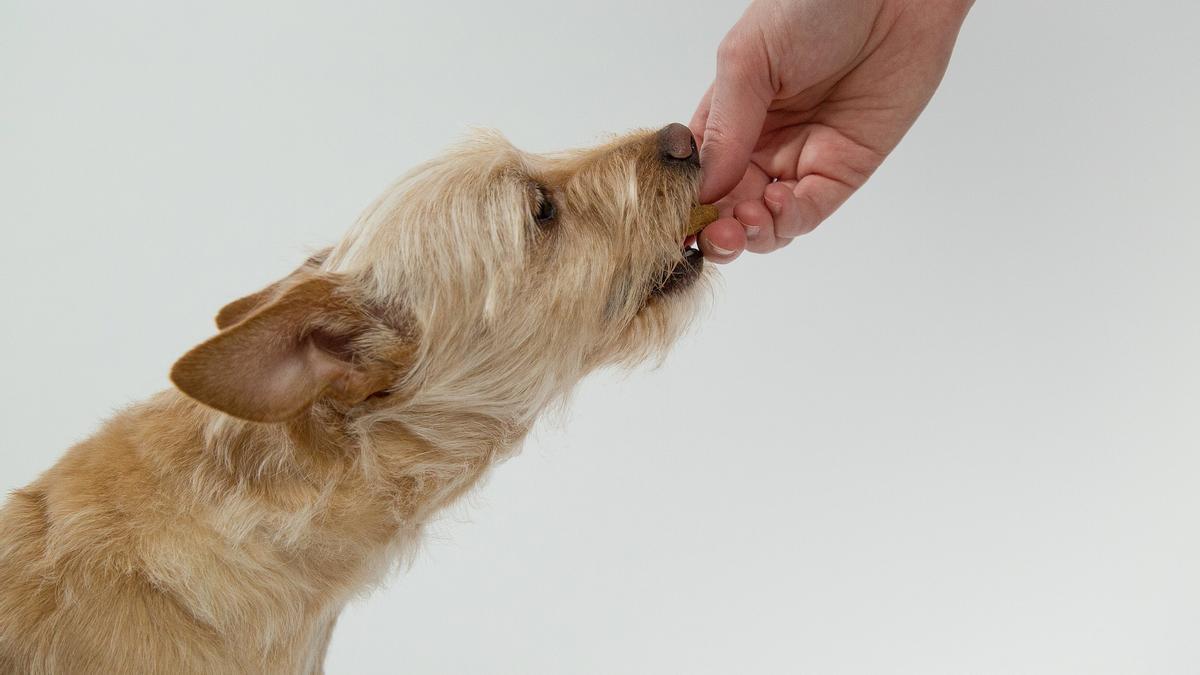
[172,274,405,423]
[215,248,332,329]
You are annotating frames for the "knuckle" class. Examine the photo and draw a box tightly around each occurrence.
[716,34,746,64]
[775,194,827,238]
[787,219,821,238]
[772,210,801,238]
[775,218,808,239]
[745,237,774,254]
[716,33,765,78]
[778,225,811,239]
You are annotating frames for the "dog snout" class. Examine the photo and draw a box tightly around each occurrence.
[658,123,699,167]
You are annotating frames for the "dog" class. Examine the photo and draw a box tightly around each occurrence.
[0,123,716,674]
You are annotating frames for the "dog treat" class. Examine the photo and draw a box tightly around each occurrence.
[687,204,719,236]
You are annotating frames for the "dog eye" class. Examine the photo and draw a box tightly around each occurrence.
[533,187,556,225]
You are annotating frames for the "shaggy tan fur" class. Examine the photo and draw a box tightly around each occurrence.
[0,126,713,674]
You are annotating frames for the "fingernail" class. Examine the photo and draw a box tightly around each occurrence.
[765,197,782,214]
[744,225,761,239]
[709,242,736,256]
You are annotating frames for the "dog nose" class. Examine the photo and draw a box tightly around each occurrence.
[658,123,699,167]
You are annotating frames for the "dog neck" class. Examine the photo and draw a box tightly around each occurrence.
[171,388,526,574]
[65,390,523,666]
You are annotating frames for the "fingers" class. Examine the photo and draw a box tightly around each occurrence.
[700,175,846,263]
[696,38,772,204]
[730,177,850,241]
[697,161,771,263]
[771,175,855,238]
[733,199,778,253]
[762,181,811,239]
[698,217,745,263]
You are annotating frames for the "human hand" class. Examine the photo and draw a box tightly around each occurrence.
[691,0,973,261]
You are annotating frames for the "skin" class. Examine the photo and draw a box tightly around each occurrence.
[691,0,975,261]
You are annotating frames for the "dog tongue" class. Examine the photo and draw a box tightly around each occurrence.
[686,204,719,236]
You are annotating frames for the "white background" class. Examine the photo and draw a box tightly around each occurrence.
[3,1,1199,673]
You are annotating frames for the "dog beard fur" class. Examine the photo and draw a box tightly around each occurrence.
[0,126,711,674]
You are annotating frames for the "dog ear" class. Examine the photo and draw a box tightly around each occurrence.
[172,274,406,423]
[215,248,331,329]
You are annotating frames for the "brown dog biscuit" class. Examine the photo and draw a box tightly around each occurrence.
[687,204,719,236]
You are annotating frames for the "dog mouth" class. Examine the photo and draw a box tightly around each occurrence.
[651,244,704,297]
[648,204,718,298]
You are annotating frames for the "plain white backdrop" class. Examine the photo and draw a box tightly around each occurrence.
[3,1,1199,673]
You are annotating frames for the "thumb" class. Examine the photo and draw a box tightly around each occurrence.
[697,40,771,203]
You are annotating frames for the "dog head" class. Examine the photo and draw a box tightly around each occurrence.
[172,125,712,425]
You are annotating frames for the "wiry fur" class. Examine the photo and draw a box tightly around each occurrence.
[0,127,709,674]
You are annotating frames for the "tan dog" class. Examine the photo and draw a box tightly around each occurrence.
[0,124,715,674]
